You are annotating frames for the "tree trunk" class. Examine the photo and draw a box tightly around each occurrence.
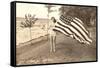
[29,27,32,45]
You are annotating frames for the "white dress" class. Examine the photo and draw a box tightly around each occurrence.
[48,20,56,37]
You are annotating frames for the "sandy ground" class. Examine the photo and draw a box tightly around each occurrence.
[16,30,96,65]
[16,18,96,65]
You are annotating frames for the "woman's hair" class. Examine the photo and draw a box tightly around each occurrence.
[51,17,56,23]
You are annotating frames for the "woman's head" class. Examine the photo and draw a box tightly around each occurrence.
[51,17,56,23]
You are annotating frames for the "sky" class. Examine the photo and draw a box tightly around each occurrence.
[16,3,61,19]
[16,3,48,18]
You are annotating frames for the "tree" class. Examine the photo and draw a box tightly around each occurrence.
[45,5,55,17]
[59,6,96,27]
[45,5,56,38]
[20,14,38,45]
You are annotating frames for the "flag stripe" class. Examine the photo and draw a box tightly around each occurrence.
[60,15,92,43]
[59,18,86,42]
[54,26,71,36]
[59,18,84,39]
[55,25,71,35]
[60,15,89,36]
[74,17,84,25]
[73,17,89,35]
[56,22,73,34]
[53,27,68,36]
[55,21,84,43]
[71,22,92,43]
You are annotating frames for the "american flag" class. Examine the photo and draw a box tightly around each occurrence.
[53,15,92,45]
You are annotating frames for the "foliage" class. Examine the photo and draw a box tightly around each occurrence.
[59,6,96,27]
[20,14,38,28]
[20,14,38,44]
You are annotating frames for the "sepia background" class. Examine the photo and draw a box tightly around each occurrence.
[16,3,97,65]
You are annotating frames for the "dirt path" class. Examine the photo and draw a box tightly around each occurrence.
[16,33,96,65]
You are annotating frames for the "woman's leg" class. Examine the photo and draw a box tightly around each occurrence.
[52,36,56,52]
[50,35,53,52]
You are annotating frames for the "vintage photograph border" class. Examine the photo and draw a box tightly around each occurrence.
[10,1,98,67]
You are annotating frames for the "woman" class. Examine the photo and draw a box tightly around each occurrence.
[48,17,57,52]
